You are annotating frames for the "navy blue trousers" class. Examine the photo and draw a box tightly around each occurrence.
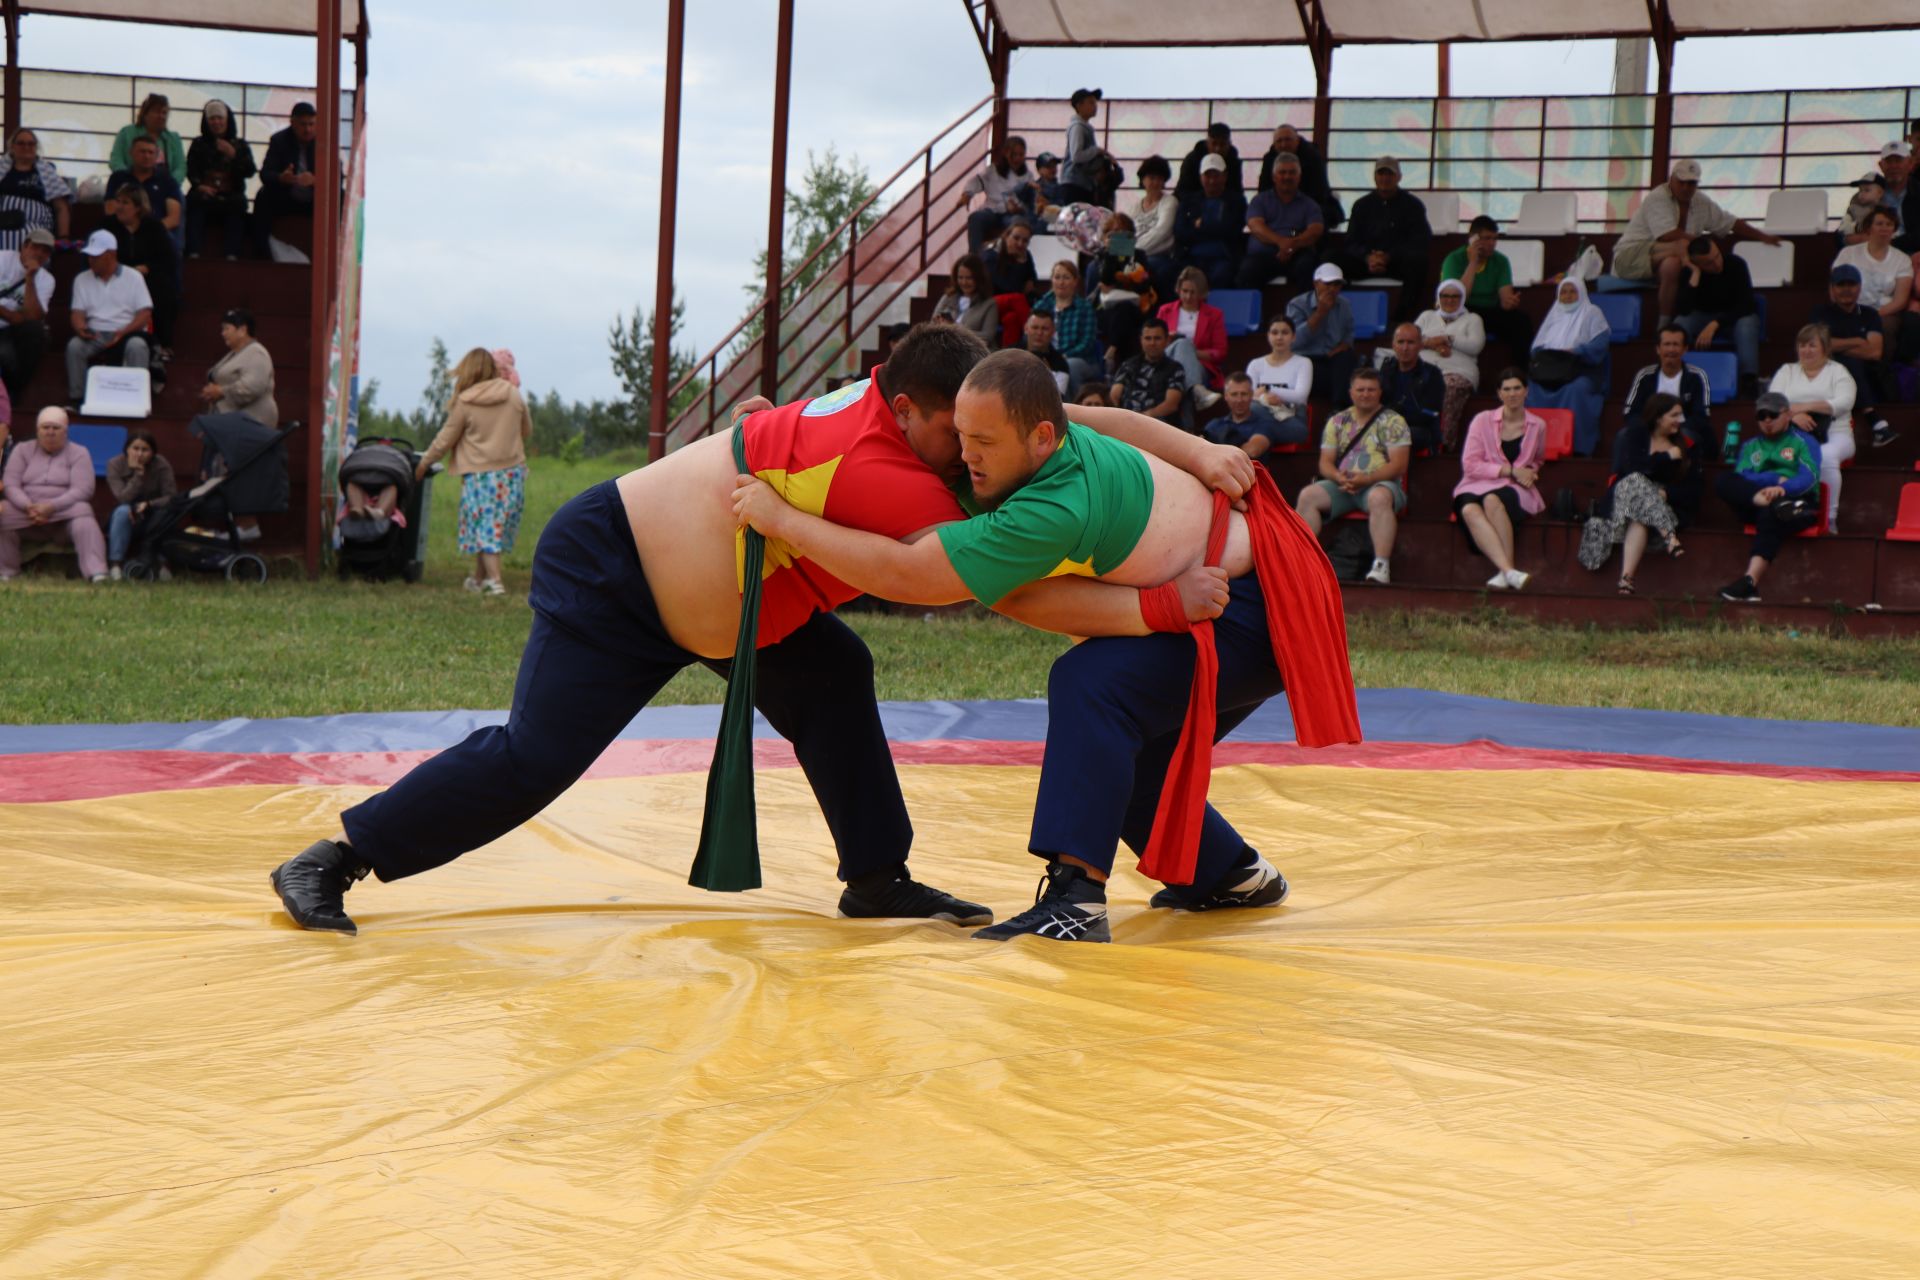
[341,480,912,884]
[1029,573,1286,891]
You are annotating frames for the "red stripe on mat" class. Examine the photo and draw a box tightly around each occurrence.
[4,738,1916,804]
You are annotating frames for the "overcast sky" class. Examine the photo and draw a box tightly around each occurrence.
[23,5,1920,409]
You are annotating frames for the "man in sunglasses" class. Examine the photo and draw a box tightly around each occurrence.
[1714,390,1822,602]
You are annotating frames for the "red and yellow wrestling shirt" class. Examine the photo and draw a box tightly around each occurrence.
[738,373,965,647]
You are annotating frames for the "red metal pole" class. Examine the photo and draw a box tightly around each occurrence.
[989,19,1009,152]
[1650,26,1675,189]
[304,0,342,578]
[758,0,795,404]
[647,0,685,461]
[3,1,20,143]
[1436,42,1449,101]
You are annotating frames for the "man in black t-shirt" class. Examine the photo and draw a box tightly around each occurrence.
[1109,314,1186,425]
[1020,311,1073,395]
[1811,264,1891,445]
[1677,235,1761,393]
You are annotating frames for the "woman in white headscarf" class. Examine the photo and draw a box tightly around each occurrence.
[1414,278,1485,450]
[1526,275,1613,455]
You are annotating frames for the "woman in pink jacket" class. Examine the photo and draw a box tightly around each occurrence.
[0,406,107,581]
[1452,367,1547,592]
[1156,266,1228,408]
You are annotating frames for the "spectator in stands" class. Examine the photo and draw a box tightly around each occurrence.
[1058,88,1102,205]
[1414,280,1483,450]
[1454,368,1546,591]
[1255,123,1342,228]
[1286,262,1356,409]
[105,185,178,361]
[1156,266,1226,410]
[933,253,1001,348]
[1834,206,1912,357]
[1841,176,1887,241]
[1624,324,1712,442]
[1247,315,1312,428]
[1020,311,1072,394]
[1236,153,1324,288]
[1440,216,1532,357]
[418,348,532,596]
[1031,152,1063,215]
[1296,367,1409,585]
[1378,323,1445,455]
[1175,122,1243,199]
[1125,155,1179,300]
[1580,392,1700,595]
[1173,154,1247,289]
[109,93,187,184]
[0,226,54,403]
[1207,371,1305,461]
[104,428,176,579]
[1335,158,1430,317]
[1716,391,1822,602]
[0,128,72,252]
[1108,314,1184,424]
[0,407,107,582]
[1675,235,1760,394]
[1075,385,1110,409]
[982,222,1041,300]
[1811,264,1891,452]
[1769,322,1857,532]
[1611,159,1779,327]
[1526,277,1611,456]
[1032,259,1101,395]
[66,230,153,410]
[185,99,257,260]
[958,135,1034,255]
[199,308,279,427]
[1845,143,1914,248]
[1092,211,1152,363]
[255,101,319,257]
[107,136,184,241]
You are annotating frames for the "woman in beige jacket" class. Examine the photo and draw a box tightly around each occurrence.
[419,347,532,595]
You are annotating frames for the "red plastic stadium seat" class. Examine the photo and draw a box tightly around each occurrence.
[1743,483,1829,538]
[1887,483,1920,542]
[1535,408,1575,461]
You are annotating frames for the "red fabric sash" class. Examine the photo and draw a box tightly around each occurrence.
[1137,468,1363,884]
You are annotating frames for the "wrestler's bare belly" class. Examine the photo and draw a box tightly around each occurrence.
[614,433,1247,660]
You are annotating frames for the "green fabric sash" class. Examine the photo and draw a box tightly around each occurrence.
[686,421,764,892]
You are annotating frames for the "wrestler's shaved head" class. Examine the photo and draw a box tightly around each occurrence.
[959,348,1068,440]
[953,350,1066,506]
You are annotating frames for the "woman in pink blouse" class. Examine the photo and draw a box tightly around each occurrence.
[0,406,107,581]
[1452,367,1547,591]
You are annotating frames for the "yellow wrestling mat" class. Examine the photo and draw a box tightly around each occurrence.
[6,761,1920,1277]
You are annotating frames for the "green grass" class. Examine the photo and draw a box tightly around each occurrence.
[3,456,1918,727]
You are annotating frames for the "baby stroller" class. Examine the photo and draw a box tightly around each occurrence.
[335,436,435,582]
[125,413,300,584]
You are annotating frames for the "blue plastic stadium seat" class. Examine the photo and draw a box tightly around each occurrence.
[1347,290,1390,341]
[1692,351,1739,402]
[66,424,127,477]
[1213,289,1262,338]
[1593,292,1640,344]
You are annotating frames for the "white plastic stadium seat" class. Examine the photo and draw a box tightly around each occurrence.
[1503,238,1546,288]
[1027,233,1077,279]
[1735,239,1795,288]
[1508,191,1577,236]
[1410,190,1461,234]
[1764,189,1828,236]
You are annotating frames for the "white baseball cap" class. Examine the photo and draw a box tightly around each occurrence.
[1670,159,1702,182]
[1199,153,1227,175]
[1312,262,1345,284]
[1881,141,1912,160]
[82,228,118,257]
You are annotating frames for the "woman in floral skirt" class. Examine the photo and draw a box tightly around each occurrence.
[417,348,533,595]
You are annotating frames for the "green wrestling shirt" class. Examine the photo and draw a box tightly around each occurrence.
[938,422,1156,606]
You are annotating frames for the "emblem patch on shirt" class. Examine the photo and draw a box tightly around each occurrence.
[801,379,868,417]
[1781,448,1796,461]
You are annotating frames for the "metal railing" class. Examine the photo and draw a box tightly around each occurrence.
[17,66,356,194]
[664,96,993,450]
[1011,85,1920,231]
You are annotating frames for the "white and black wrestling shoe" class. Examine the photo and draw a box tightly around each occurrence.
[973,861,1111,943]
[1149,850,1289,912]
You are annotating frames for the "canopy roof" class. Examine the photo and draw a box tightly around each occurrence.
[986,0,1920,45]
[18,0,363,38]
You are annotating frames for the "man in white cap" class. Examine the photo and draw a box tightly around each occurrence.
[1285,262,1356,408]
[1846,141,1915,249]
[66,227,153,408]
[1612,159,1780,327]
[1173,151,1248,289]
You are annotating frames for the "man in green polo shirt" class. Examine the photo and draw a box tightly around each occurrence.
[732,349,1318,942]
[1439,214,1533,355]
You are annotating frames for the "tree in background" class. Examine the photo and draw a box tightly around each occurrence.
[735,146,881,360]
[608,289,704,450]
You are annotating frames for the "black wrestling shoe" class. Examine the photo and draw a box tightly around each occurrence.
[270,839,371,935]
[838,870,993,925]
[1718,574,1760,603]
[1149,851,1290,912]
[972,862,1111,943]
